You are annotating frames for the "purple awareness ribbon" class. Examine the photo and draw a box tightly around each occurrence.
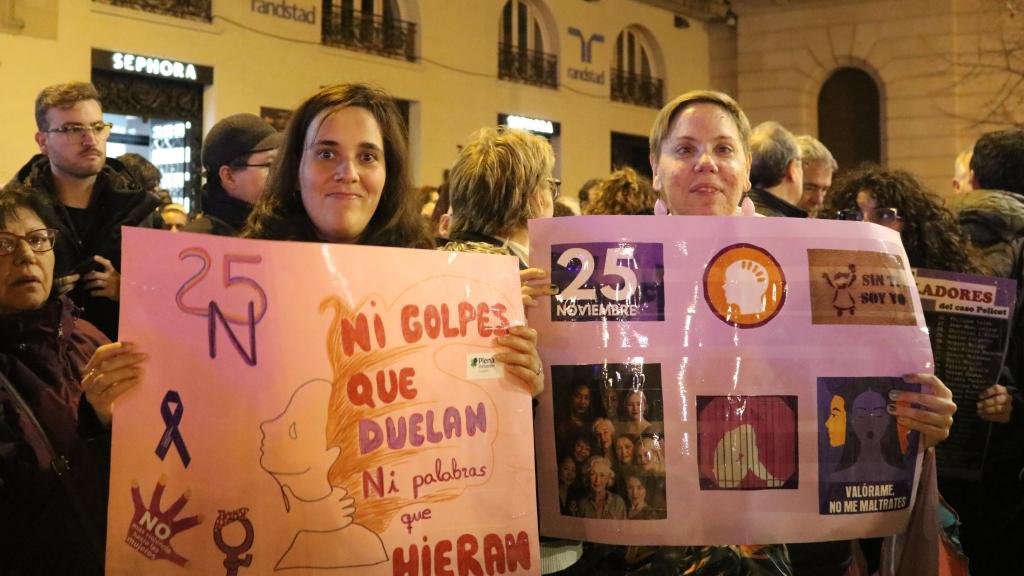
[155,390,191,468]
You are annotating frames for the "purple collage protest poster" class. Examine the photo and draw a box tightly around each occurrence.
[530,215,933,546]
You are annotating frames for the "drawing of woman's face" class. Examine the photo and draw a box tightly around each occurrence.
[851,390,888,443]
[260,380,339,482]
[826,395,847,447]
[714,424,755,484]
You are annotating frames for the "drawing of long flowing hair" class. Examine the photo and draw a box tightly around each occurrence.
[320,295,463,534]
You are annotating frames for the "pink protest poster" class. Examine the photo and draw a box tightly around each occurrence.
[107,228,540,575]
[528,216,933,546]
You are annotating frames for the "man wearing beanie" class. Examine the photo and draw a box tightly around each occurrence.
[185,113,282,236]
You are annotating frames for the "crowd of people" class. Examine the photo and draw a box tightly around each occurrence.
[0,78,1020,576]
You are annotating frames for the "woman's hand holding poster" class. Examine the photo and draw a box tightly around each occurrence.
[528,216,933,546]
[107,228,539,575]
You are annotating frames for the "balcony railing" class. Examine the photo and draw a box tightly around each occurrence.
[92,0,211,22]
[322,4,417,62]
[498,43,558,90]
[611,69,664,109]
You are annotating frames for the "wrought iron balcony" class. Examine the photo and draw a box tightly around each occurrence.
[498,43,558,90]
[611,69,664,109]
[92,0,211,22]
[322,4,417,62]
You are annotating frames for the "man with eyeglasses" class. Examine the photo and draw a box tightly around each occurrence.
[15,81,161,340]
[183,113,282,237]
[795,135,837,218]
[745,121,806,218]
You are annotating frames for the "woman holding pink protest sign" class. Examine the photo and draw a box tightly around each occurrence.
[639,90,957,576]
[244,83,544,398]
[0,183,148,575]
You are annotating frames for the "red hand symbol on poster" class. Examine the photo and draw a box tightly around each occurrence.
[125,476,203,567]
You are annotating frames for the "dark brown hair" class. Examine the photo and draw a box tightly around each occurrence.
[243,84,430,248]
[822,164,986,274]
[0,181,61,231]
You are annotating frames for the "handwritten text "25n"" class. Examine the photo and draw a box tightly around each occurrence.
[175,247,268,366]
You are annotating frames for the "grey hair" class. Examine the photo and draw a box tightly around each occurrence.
[797,134,838,172]
[750,121,801,188]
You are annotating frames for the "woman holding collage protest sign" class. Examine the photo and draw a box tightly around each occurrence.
[640,90,958,575]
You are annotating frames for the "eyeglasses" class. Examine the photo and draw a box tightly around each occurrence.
[0,228,58,256]
[232,162,273,170]
[43,123,114,142]
[547,177,561,201]
[837,207,902,225]
[803,183,830,196]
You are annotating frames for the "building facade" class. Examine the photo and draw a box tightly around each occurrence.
[729,0,1022,196]
[0,0,713,208]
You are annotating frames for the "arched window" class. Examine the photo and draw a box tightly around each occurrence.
[611,26,663,108]
[323,0,416,61]
[818,68,882,171]
[498,0,558,89]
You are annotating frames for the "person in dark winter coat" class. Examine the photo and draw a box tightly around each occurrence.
[184,113,282,236]
[0,183,147,575]
[16,81,162,340]
[745,121,807,219]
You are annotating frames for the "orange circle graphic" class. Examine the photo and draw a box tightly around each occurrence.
[703,243,787,328]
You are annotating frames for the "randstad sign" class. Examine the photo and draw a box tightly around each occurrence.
[251,0,317,24]
[92,49,214,84]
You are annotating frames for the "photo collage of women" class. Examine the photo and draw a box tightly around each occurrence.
[551,361,666,521]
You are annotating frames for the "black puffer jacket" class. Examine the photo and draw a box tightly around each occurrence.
[0,296,110,576]
[945,188,1024,278]
[15,155,163,339]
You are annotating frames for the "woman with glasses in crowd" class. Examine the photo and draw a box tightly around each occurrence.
[0,183,148,575]
[824,164,1018,576]
[441,126,561,259]
[824,165,984,275]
